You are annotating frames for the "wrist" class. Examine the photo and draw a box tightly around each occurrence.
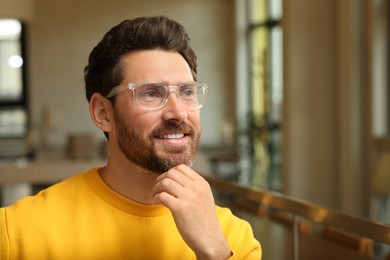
[195,246,232,260]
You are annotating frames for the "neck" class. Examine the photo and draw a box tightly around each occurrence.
[99,158,159,205]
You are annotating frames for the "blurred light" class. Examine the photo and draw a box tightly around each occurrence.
[0,19,21,39]
[8,55,23,68]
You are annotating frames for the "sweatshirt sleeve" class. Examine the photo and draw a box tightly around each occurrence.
[217,206,262,259]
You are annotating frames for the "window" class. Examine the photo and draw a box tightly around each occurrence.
[0,19,28,157]
[246,0,283,190]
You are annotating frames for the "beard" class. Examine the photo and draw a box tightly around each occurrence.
[114,109,201,174]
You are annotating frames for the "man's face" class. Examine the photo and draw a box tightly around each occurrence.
[112,50,201,174]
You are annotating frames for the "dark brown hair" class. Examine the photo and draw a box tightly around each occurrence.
[84,16,197,102]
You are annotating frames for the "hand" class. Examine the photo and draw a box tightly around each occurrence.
[152,164,231,260]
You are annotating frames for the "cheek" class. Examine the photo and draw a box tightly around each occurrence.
[188,113,202,134]
[189,111,201,124]
[115,101,158,136]
[131,112,161,135]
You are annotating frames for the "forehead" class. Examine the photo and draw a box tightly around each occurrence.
[120,50,193,83]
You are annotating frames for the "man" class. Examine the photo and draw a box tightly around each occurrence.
[0,16,261,259]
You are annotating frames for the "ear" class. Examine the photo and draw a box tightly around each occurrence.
[89,93,113,133]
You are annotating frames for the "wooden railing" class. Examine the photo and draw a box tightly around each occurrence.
[204,175,390,259]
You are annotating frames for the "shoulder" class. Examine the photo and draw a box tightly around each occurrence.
[2,167,97,217]
[215,205,252,230]
[1,168,100,242]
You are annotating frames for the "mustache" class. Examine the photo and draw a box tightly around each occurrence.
[152,121,195,136]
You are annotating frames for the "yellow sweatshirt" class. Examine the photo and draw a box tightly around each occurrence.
[0,168,261,259]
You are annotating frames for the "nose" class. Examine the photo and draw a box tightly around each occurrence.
[161,93,188,122]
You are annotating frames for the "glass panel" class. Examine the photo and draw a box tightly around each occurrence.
[269,0,283,20]
[270,25,283,123]
[248,0,267,24]
[0,108,27,138]
[250,27,270,188]
[250,27,269,119]
[248,22,283,190]
[0,19,23,101]
[268,25,283,191]
[248,0,283,24]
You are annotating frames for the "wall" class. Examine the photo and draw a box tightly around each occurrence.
[283,0,367,216]
[2,0,235,148]
[0,0,34,21]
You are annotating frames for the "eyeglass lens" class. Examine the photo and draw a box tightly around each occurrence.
[135,83,205,109]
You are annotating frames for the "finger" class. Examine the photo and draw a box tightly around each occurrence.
[153,191,179,210]
[153,176,185,198]
[156,166,193,187]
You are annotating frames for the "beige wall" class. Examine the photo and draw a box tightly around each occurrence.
[0,0,34,20]
[1,0,235,147]
[283,0,367,216]
[283,0,338,209]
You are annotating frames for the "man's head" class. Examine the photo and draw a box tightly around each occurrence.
[85,17,204,174]
[84,16,197,102]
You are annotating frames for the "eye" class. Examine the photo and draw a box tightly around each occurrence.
[180,85,197,99]
[138,84,165,100]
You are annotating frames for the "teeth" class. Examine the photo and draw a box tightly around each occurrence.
[160,134,184,139]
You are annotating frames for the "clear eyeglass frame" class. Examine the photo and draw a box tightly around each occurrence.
[107,81,208,111]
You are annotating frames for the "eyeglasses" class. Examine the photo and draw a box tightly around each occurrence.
[107,81,208,110]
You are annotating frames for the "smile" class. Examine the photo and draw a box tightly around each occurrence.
[159,133,185,139]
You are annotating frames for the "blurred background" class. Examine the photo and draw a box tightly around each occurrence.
[0,0,389,228]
